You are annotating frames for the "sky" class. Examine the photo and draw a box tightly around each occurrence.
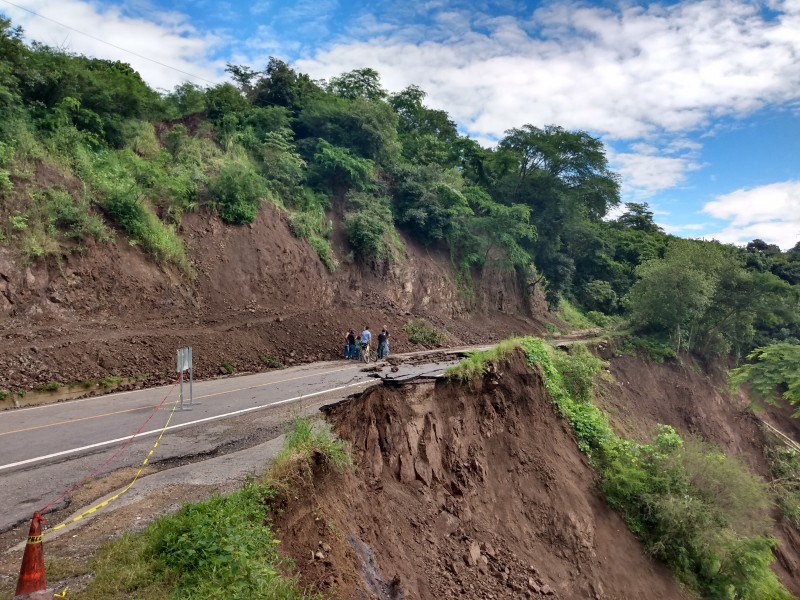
[2,0,799,249]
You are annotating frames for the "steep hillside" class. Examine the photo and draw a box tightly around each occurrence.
[272,351,688,600]
[600,353,800,596]
[0,201,550,395]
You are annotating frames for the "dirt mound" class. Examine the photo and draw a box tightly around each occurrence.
[602,354,800,596]
[272,351,687,599]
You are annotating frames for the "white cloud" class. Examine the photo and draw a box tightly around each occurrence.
[609,147,702,198]
[702,181,800,249]
[3,0,225,90]
[295,0,800,144]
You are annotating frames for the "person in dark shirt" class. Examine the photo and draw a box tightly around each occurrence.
[345,329,356,359]
[378,326,390,359]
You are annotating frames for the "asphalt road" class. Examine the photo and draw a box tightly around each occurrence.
[0,355,458,532]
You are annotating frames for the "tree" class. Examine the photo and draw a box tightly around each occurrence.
[628,257,715,351]
[730,343,800,413]
[328,68,386,101]
[615,203,662,234]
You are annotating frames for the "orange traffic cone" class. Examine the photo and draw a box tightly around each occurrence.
[14,512,47,598]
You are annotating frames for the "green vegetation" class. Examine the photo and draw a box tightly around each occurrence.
[616,335,677,363]
[0,17,797,365]
[270,416,352,484]
[99,375,124,389]
[764,442,800,527]
[447,337,791,599]
[32,381,61,392]
[403,319,445,346]
[260,355,284,369]
[730,342,800,412]
[557,298,595,329]
[220,362,234,374]
[77,416,349,599]
[444,338,522,382]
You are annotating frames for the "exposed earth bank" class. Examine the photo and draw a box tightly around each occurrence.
[273,351,689,600]
[0,204,551,395]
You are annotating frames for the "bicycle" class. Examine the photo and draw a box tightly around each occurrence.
[361,342,377,364]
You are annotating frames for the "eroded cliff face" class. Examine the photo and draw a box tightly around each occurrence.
[0,204,548,393]
[273,351,688,600]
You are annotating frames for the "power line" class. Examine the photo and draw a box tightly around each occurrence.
[0,0,218,85]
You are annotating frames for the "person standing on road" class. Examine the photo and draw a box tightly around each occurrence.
[346,329,356,359]
[361,326,372,355]
[378,326,390,359]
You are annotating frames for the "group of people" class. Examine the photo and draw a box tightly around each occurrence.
[344,325,390,360]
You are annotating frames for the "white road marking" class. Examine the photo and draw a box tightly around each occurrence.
[0,380,371,472]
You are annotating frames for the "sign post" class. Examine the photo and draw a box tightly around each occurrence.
[176,347,199,410]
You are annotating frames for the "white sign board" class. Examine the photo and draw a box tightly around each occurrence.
[176,347,192,373]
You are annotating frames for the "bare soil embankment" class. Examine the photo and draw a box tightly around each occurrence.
[271,351,687,600]
[0,203,552,396]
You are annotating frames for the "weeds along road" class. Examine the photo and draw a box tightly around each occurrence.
[0,355,461,533]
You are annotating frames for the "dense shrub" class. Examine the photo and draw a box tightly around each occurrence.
[403,319,445,346]
[209,161,269,225]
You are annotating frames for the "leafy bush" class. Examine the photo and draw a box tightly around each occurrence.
[209,161,269,225]
[343,192,403,266]
[288,205,336,272]
[581,279,618,313]
[617,335,676,363]
[403,319,445,346]
[730,342,800,411]
[260,355,284,369]
[765,443,800,526]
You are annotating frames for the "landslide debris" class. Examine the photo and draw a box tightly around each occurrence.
[272,350,686,599]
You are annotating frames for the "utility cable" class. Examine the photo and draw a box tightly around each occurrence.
[0,0,217,84]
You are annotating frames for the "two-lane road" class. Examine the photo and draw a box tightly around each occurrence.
[0,356,459,532]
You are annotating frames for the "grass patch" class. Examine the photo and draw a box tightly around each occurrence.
[0,389,10,401]
[33,381,61,392]
[220,362,234,374]
[79,483,317,600]
[77,416,350,599]
[403,319,445,346]
[260,355,284,369]
[269,416,352,486]
[288,206,336,273]
[557,298,595,329]
[99,375,124,389]
[444,338,522,382]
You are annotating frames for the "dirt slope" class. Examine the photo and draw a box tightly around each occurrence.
[272,351,687,600]
[0,204,550,394]
[600,353,800,596]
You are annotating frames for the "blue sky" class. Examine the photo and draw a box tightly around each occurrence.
[3,0,799,249]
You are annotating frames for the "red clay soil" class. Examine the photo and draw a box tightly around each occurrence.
[272,350,689,600]
[600,352,800,596]
[0,203,551,394]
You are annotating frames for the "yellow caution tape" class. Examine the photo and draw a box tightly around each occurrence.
[44,394,181,535]
[54,586,69,598]
[26,535,42,544]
